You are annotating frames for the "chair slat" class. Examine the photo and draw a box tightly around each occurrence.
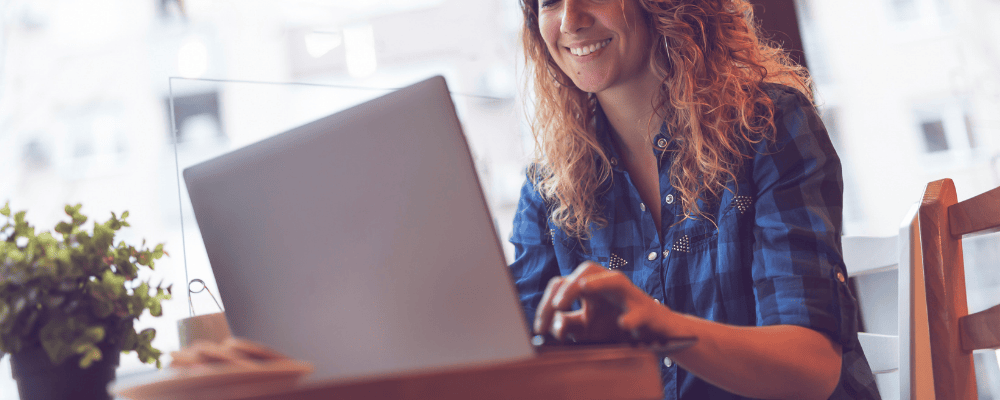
[858,333,900,374]
[959,304,1000,352]
[949,185,1000,237]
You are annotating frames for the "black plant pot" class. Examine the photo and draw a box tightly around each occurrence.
[10,344,120,400]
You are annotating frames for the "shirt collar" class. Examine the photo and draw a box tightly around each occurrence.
[594,106,672,173]
[594,106,625,173]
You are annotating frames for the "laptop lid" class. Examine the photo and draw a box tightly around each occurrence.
[182,76,535,382]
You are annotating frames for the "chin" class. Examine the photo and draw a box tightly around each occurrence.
[569,72,615,94]
[571,79,609,94]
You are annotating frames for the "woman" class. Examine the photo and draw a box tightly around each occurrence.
[509,0,880,399]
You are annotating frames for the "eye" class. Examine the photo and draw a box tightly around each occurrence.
[540,0,560,9]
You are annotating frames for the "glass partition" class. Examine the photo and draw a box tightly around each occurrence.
[165,75,530,357]
[0,1,525,396]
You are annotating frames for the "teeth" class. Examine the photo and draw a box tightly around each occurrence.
[569,39,610,57]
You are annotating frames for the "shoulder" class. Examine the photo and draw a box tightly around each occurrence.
[760,82,814,112]
[754,82,829,153]
[511,164,555,245]
[743,82,841,190]
[517,163,553,213]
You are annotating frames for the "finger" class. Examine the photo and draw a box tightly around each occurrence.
[552,309,587,341]
[169,351,198,367]
[170,342,235,367]
[170,341,211,366]
[552,261,608,309]
[577,270,639,304]
[223,337,287,361]
[534,276,566,334]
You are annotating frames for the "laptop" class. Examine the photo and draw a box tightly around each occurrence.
[181,76,693,383]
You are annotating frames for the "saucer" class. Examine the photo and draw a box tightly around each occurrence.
[110,359,312,400]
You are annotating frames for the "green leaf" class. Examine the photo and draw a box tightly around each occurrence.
[138,328,156,342]
[118,262,138,280]
[121,211,129,219]
[0,302,11,332]
[54,222,73,235]
[77,344,102,369]
[119,328,138,352]
[20,309,40,337]
[152,244,165,259]
[0,203,9,217]
[40,319,76,366]
[82,326,105,343]
[92,223,114,252]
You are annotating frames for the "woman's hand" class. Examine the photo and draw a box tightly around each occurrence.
[534,261,842,399]
[533,260,676,343]
[170,337,292,370]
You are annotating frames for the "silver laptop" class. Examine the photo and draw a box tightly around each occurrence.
[183,76,535,382]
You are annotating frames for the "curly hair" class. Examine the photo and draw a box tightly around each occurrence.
[519,0,812,238]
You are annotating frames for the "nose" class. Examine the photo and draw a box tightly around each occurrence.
[560,0,594,34]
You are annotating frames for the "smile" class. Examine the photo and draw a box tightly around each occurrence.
[568,39,612,56]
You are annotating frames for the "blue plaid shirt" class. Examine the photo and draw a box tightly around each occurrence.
[509,84,879,399]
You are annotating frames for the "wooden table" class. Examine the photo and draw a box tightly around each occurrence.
[242,347,664,400]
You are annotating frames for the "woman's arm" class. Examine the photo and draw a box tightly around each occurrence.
[661,309,842,400]
[535,261,842,400]
[509,168,563,324]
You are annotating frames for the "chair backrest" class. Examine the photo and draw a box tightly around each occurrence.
[844,204,935,400]
[918,179,1000,400]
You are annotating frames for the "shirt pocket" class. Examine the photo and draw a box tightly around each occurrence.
[663,217,722,315]
[667,214,719,254]
[548,227,579,274]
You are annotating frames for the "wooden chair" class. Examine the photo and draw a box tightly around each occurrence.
[918,179,1000,399]
[843,204,935,400]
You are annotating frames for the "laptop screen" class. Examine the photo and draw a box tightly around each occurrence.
[183,76,535,382]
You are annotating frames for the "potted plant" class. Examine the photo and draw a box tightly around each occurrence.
[0,203,171,400]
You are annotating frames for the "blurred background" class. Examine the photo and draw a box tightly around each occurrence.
[1,0,1000,398]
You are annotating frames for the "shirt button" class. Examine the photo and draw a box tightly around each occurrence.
[663,357,673,367]
[654,298,661,304]
[656,138,668,148]
[837,272,846,282]
[665,194,675,204]
[640,203,646,212]
[647,252,658,261]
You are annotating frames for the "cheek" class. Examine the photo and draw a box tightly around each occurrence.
[537,18,560,55]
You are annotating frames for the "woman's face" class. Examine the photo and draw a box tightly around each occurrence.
[537,0,654,94]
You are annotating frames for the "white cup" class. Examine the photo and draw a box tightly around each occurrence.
[177,312,232,348]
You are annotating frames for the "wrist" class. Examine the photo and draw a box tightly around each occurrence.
[653,303,687,338]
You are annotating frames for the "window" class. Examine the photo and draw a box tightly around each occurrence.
[914,102,977,156]
[890,0,919,21]
[920,120,948,153]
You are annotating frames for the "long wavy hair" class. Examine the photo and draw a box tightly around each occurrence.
[520,0,812,238]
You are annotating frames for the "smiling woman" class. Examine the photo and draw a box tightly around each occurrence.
[538,0,655,94]
[511,0,880,399]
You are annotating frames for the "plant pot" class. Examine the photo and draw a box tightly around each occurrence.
[10,343,120,400]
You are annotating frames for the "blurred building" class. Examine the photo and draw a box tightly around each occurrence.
[797,0,1000,235]
[798,0,1000,396]
[2,0,1000,398]
[0,1,527,396]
